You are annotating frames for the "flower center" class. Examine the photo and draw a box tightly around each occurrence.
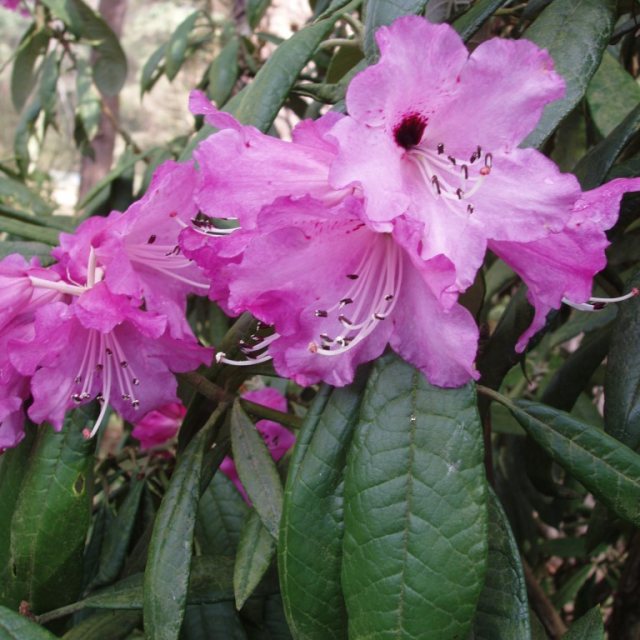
[408,142,492,216]
[394,113,428,150]
[310,237,403,356]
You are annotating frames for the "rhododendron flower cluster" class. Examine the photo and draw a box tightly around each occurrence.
[177,16,640,388]
[0,161,211,450]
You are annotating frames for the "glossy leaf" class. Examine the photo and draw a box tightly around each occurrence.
[230,402,283,540]
[472,489,530,639]
[234,509,276,610]
[504,399,640,527]
[523,0,616,149]
[90,478,145,589]
[11,25,50,111]
[586,51,640,138]
[563,607,604,639]
[0,604,58,640]
[61,611,141,640]
[573,102,640,190]
[453,0,510,42]
[279,381,365,640]
[196,471,249,556]
[207,37,240,108]
[342,354,488,639]
[144,408,224,640]
[363,0,428,60]
[2,410,94,613]
[605,271,640,450]
[165,11,201,81]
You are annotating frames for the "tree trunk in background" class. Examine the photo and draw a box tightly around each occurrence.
[78,0,128,203]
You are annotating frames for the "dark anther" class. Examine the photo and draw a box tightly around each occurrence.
[120,361,128,368]
[593,302,606,310]
[96,394,104,402]
[132,400,140,408]
[346,274,359,280]
[431,175,441,195]
[374,313,386,320]
[338,315,353,326]
[477,145,482,157]
[385,294,394,301]
[122,394,131,401]
[165,245,181,257]
[339,297,353,307]
[72,393,82,403]
[447,155,456,166]
[484,153,493,168]
[147,234,157,244]
[132,378,140,385]
[393,113,428,150]
[96,363,104,371]
[315,310,328,318]
[437,143,445,155]
[74,376,82,384]
[105,348,113,356]
[320,333,333,342]
[467,204,474,214]
[456,188,463,200]
[461,164,469,180]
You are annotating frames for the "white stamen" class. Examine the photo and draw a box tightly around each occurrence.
[563,288,639,312]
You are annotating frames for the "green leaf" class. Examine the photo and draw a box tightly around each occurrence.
[234,510,276,610]
[342,354,488,639]
[207,37,240,107]
[90,479,145,589]
[363,0,428,60]
[563,607,604,639]
[61,610,141,640]
[0,175,54,218]
[586,51,640,138]
[472,489,530,639]
[229,5,356,131]
[14,97,41,176]
[140,42,167,96]
[0,215,60,245]
[165,11,201,81]
[0,604,58,639]
[38,52,59,126]
[11,25,50,112]
[196,472,249,556]
[326,44,364,83]
[573,102,640,190]
[604,271,640,450]
[230,402,283,540]
[453,0,510,42]
[278,381,365,640]
[181,602,247,640]
[501,398,640,527]
[144,408,225,640]
[41,0,127,96]
[1,410,94,613]
[247,0,271,29]
[522,0,616,149]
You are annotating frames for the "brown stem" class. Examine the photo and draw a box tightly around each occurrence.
[523,559,567,639]
[608,531,640,640]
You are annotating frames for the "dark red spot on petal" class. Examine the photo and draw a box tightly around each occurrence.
[394,113,427,150]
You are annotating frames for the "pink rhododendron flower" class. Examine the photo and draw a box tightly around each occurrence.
[328,16,582,293]
[219,387,295,503]
[1,0,28,15]
[132,402,187,449]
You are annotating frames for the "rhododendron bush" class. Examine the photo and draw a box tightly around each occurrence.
[2,1,640,638]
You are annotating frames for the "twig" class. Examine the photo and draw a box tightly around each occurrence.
[523,559,568,638]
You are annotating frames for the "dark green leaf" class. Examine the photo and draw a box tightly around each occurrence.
[2,410,94,613]
[604,271,640,450]
[326,44,363,83]
[247,0,271,29]
[0,604,58,639]
[472,489,530,639]
[342,354,488,639]
[503,399,640,527]
[0,175,54,218]
[586,51,640,138]
[14,97,41,176]
[523,0,616,149]
[196,472,249,556]
[90,479,145,588]
[144,408,225,640]
[279,381,365,640]
[363,0,428,60]
[180,602,247,640]
[165,11,201,81]
[563,607,604,639]
[453,0,510,42]
[76,59,102,141]
[573,103,640,190]
[11,26,50,112]
[38,52,59,126]
[140,42,167,96]
[61,610,141,640]
[234,510,276,609]
[207,37,240,107]
[230,402,283,540]
[229,6,355,131]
